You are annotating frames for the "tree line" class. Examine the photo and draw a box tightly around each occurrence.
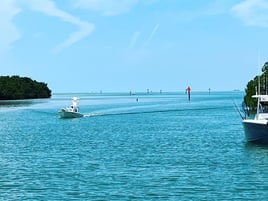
[0,76,51,100]
[244,62,268,109]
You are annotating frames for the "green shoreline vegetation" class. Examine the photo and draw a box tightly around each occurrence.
[244,61,268,109]
[0,75,51,100]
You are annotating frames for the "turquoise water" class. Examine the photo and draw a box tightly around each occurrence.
[1,91,268,200]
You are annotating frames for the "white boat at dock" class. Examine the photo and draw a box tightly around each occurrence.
[58,97,83,118]
[242,95,268,143]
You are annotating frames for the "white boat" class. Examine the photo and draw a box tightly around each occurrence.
[242,95,268,143]
[58,97,83,118]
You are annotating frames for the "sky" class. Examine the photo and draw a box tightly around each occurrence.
[1,0,268,93]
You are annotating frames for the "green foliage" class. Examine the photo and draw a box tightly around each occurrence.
[0,75,51,100]
[244,62,268,109]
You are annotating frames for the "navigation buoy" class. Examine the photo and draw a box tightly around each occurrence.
[186,86,191,101]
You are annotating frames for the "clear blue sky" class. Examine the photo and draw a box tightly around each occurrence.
[1,0,268,93]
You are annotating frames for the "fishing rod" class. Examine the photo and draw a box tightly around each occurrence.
[233,100,245,120]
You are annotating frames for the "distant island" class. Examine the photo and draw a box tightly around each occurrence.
[244,61,268,109]
[0,75,51,100]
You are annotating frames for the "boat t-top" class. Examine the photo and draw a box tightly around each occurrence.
[58,97,83,118]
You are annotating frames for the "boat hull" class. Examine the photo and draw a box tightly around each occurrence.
[242,120,268,143]
[58,110,83,118]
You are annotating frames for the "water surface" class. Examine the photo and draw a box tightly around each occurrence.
[1,91,267,200]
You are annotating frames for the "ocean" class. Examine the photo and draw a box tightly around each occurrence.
[1,91,268,200]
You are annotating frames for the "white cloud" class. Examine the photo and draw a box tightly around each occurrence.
[168,1,233,24]
[73,0,139,16]
[231,0,268,27]
[128,31,140,49]
[128,24,159,50]
[0,0,94,53]
[143,24,159,48]
[204,0,234,16]
[0,0,21,51]
[25,0,95,53]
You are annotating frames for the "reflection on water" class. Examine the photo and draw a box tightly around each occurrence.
[244,141,268,152]
[0,100,33,107]
[0,98,50,108]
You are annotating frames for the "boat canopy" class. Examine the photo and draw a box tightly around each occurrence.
[252,95,268,102]
[71,97,79,108]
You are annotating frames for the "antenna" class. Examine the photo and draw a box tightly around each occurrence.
[256,50,261,115]
[258,50,261,95]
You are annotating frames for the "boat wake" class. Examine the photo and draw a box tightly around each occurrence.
[83,105,233,118]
